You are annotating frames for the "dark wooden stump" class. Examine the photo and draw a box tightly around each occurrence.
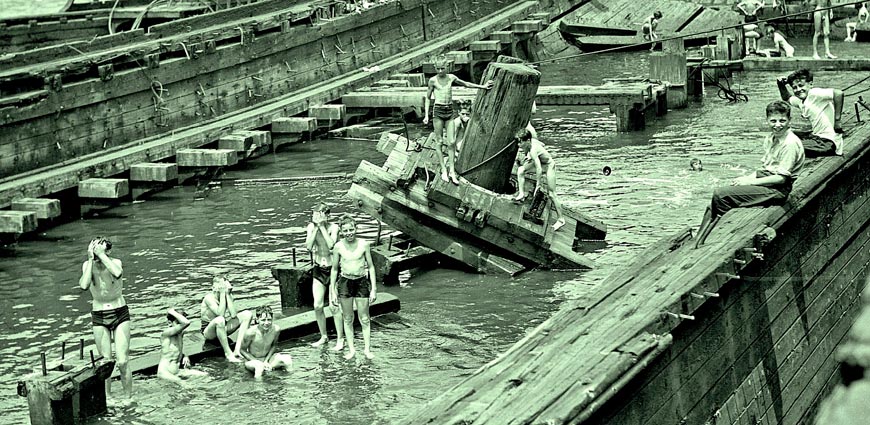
[455,61,540,193]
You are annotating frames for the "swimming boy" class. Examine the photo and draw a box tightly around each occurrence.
[200,275,254,362]
[777,68,844,157]
[79,237,132,399]
[811,0,836,59]
[304,202,344,350]
[423,55,493,185]
[329,215,378,360]
[846,3,868,42]
[694,100,805,248]
[157,309,207,386]
[762,25,795,58]
[240,306,293,379]
[513,129,567,232]
[641,11,663,51]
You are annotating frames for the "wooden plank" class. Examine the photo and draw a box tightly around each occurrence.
[10,198,60,219]
[511,19,543,33]
[390,73,425,87]
[176,149,238,167]
[0,210,38,233]
[445,50,472,65]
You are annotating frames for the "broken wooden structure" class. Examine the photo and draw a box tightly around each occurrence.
[398,89,870,424]
[348,59,606,272]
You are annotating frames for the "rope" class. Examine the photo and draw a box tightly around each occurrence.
[530,0,869,66]
[459,140,517,176]
[107,0,121,35]
[844,74,870,97]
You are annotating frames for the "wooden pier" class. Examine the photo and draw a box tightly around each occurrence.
[399,103,870,423]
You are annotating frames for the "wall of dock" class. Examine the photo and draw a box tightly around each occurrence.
[585,140,870,424]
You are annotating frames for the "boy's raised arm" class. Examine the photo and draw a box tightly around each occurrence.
[162,309,191,337]
[776,76,792,102]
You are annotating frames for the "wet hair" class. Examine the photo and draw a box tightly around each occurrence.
[690,158,703,170]
[653,11,663,19]
[433,55,451,69]
[339,215,357,229]
[514,128,533,142]
[313,202,330,215]
[787,68,813,85]
[167,309,188,323]
[255,305,273,319]
[211,274,231,291]
[92,236,112,250]
[765,100,792,118]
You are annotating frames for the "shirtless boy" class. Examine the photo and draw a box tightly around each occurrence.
[452,101,471,155]
[641,11,663,51]
[304,202,344,350]
[329,216,378,360]
[157,309,207,386]
[200,276,253,362]
[240,306,293,379]
[423,55,493,185]
[513,129,567,231]
[811,0,836,59]
[79,237,132,398]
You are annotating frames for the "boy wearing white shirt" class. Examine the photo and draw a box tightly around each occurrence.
[777,68,844,157]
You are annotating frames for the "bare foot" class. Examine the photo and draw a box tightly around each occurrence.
[363,349,375,360]
[552,218,566,231]
[311,336,328,348]
[449,174,460,185]
[826,53,837,59]
[344,349,356,360]
[226,354,243,363]
[813,53,822,60]
[331,341,345,351]
[441,171,449,182]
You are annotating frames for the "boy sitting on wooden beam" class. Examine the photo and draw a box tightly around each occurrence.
[777,68,844,157]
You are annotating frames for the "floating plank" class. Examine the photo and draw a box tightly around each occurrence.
[272,117,318,133]
[11,198,60,219]
[742,57,870,72]
[77,178,129,199]
[175,149,238,167]
[0,210,37,233]
[309,104,347,122]
[129,163,178,182]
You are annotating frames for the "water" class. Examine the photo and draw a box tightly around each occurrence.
[3,3,870,424]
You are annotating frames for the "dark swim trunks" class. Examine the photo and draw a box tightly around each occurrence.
[433,103,454,121]
[337,275,371,298]
[92,305,130,332]
[312,264,331,286]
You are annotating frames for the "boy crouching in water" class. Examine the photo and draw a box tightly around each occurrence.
[240,306,293,379]
[694,101,805,247]
[157,308,207,386]
[330,215,378,360]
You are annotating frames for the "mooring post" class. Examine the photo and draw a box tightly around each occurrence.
[61,342,65,360]
[388,235,393,251]
[89,350,95,369]
[649,38,687,109]
[292,247,297,267]
[40,353,47,376]
[79,339,84,360]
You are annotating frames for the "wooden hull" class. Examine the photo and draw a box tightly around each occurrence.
[560,32,717,52]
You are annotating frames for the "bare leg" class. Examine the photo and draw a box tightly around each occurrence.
[114,321,133,399]
[312,280,329,347]
[514,166,527,201]
[157,368,184,387]
[268,353,293,370]
[546,163,565,230]
[355,298,374,359]
[244,360,265,379]
[203,316,241,362]
[694,206,720,248]
[93,326,112,394]
[231,311,253,356]
[813,11,822,59]
[445,120,459,184]
[330,304,345,351]
[434,118,448,181]
[823,16,835,58]
[340,297,356,359]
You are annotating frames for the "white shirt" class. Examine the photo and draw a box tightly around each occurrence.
[789,87,842,154]
[762,130,805,178]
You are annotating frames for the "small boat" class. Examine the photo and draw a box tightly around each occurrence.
[559,32,717,53]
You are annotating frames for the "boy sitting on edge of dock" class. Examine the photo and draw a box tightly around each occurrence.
[513,129,566,232]
[330,215,378,360]
[305,202,344,351]
[240,306,293,379]
[423,55,493,185]
[157,308,207,386]
[200,276,254,363]
[761,26,795,58]
[776,68,844,157]
[694,100,805,248]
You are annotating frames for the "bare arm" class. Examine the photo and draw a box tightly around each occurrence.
[364,242,377,289]
[97,255,123,279]
[304,222,317,251]
[453,76,493,90]
[776,77,792,101]
[162,309,191,337]
[833,89,844,128]
[239,328,256,361]
[264,331,279,363]
[204,292,228,317]
[79,260,94,290]
[329,247,340,304]
[317,224,336,249]
[424,80,434,122]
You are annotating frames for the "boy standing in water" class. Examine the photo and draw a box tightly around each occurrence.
[157,309,207,386]
[513,129,566,232]
[641,11,663,51]
[79,237,132,399]
[240,306,293,379]
[200,276,254,362]
[423,55,493,184]
[694,101,805,248]
[330,215,378,360]
[305,202,344,350]
[777,68,844,157]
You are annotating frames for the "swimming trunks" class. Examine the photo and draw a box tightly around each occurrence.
[92,305,130,332]
[312,264,331,286]
[337,275,371,298]
[433,103,454,121]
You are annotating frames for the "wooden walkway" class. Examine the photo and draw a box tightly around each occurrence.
[399,104,870,423]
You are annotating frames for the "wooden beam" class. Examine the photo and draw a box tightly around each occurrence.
[78,178,129,199]
[309,104,347,122]
[129,163,178,182]
[11,198,60,219]
[0,210,37,233]
[272,117,318,133]
[175,149,238,167]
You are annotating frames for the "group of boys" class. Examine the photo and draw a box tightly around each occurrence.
[79,209,380,394]
[694,68,844,247]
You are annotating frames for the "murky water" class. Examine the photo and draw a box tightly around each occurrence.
[3,3,870,424]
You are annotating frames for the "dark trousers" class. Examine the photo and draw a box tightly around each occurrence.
[711,170,792,217]
[801,134,836,158]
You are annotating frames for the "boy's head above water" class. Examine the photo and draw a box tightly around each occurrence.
[766,100,792,136]
[786,68,813,100]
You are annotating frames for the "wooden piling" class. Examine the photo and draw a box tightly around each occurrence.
[20,359,115,425]
[649,38,687,109]
[455,62,540,193]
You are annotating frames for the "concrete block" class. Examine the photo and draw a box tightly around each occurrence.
[512,20,544,33]
[0,211,38,233]
[469,40,502,52]
[272,117,317,133]
[78,178,129,199]
[130,163,178,182]
[309,104,346,122]
[176,149,239,167]
[392,73,426,87]
[11,198,61,219]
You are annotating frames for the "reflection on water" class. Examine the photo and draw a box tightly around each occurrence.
[0,42,867,423]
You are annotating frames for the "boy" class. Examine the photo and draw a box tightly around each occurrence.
[423,55,493,184]
[846,3,868,42]
[513,129,567,232]
[762,25,795,58]
[811,0,836,59]
[157,309,207,386]
[736,0,763,53]
[777,68,844,157]
[452,101,471,155]
[79,237,132,399]
[240,306,293,379]
[641,11,663,51]
[200,275,254,362]
[304,202,344,350]
[329,215,378,360]
[694,100,805,248]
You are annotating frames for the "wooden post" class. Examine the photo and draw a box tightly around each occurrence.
[455,62,540,193]
[21,360,115,425]
[649,38,687,109]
